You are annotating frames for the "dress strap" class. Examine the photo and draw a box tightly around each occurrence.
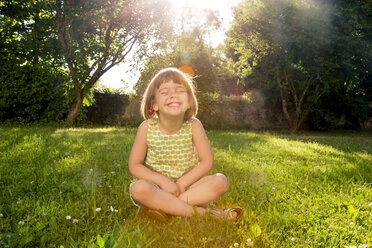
[183,119,193,132]
[147,118,158,131]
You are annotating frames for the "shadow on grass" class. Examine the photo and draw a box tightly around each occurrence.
[118,208,271,248]
[281,132,372,184]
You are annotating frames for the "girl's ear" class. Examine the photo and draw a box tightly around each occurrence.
[153,103,159,111]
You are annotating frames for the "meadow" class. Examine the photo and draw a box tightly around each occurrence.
[0,126,371,247]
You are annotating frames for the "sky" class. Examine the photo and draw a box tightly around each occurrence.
[98,0,240,92]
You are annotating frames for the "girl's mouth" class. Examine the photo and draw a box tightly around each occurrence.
[167,102,181,107]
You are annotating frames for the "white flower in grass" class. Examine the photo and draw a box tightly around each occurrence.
[246,238,253,247]
[0,213,3,217]
[18,220,25,225]
[272,187,275,190]
[110,206,119,213]
[291,237,296,242]
[357,188,361,191]
[96,208,101,212]
[369,203,372,206]
[233,242,239,247]
[30,181,34,184]
[295,182,299,185]
[65,215,71,220]
[348,246,357,248]
[72,219,79,223]
[350,222,355,226]
[90,169,93,172]
[359,244,367,248]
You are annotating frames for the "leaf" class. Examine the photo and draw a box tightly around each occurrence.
[97,234,105,248]
[250,223,262,238]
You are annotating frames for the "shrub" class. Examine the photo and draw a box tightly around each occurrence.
[197,92,268,129]
[0,63,71,123]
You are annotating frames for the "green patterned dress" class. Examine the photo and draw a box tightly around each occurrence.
[145,118,199,180]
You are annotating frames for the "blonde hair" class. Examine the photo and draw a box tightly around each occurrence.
[141,67,198,120]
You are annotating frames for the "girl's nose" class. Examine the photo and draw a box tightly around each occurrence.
[169,90,177,98]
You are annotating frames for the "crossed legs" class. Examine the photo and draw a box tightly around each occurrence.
[130,173,229,217]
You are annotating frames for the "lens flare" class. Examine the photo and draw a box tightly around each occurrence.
[179,52,194,77]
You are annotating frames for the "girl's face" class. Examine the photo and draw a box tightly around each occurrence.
[153,80,191,119]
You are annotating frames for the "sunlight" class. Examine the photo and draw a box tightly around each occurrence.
[170,0,231,12]
[169,0,239,28]
[101,0,240,90]
[167,0,239,76]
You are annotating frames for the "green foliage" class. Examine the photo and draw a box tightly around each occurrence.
[0,0,64,66]
[1,0,174,123]
[54,0,173,122]
[134,34,219,97]
[226,0,372,132]
[134,9,221,96]
[0,63,71,122]
[198,92,230,129]
[86,91,129,125]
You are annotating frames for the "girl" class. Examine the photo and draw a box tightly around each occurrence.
[128,67,243,222]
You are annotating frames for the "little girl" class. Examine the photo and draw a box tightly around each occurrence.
[128,67,243,222]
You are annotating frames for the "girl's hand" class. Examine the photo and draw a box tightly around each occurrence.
[160,179,180,197]
[176,181,187,194]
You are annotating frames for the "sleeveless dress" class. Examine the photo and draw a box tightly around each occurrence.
[145,118,199,180]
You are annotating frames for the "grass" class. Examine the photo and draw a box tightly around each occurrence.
[0,126,371,247]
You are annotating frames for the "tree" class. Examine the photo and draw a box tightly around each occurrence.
[134,8,222,96]
[226,0,371,132]
[226,0,332,133]
[0,0,63,66]
[0,0,71,122]
[309,0,372,130]
[54,0,172,122]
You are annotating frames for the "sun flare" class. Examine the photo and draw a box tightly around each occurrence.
[170,0,238,12]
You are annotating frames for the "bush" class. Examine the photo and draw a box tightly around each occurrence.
[86,91,129,125]
[0,63,71,123]
[197,92,269,129]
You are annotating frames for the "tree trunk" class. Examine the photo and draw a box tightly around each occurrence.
[66,83,83,123]
[358,117,366,130]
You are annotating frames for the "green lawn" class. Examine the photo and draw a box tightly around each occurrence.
[0,126,371,247]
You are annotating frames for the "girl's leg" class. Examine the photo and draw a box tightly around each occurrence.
[178,173,229,206]
[130,179,206,216]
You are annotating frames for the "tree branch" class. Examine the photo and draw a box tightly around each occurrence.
[276,69,293,129]
[55,0,76,80]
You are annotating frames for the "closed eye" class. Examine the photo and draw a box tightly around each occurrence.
[176,87,186,93]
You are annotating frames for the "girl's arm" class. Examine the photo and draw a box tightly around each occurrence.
[128,121,180,196]
[176,118,214,192]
